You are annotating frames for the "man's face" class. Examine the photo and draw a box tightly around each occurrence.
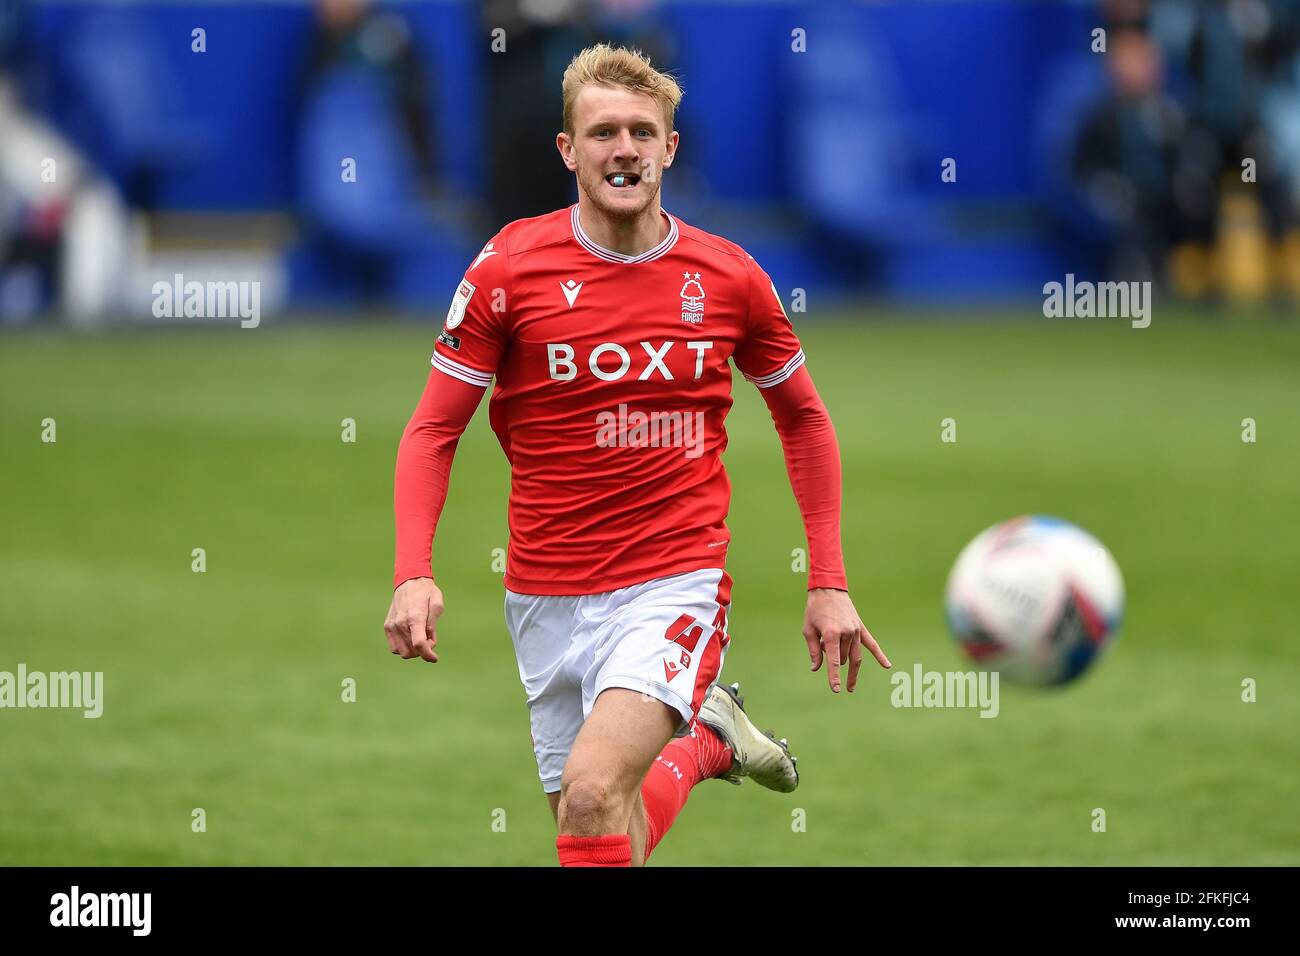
[316,0,367,29]
[1110,32,1161,100]
[558,85,679,221]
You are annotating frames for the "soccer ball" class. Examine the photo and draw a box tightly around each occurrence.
[944,515,1124,686]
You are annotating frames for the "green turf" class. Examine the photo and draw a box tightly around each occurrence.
[1,312,1297,865]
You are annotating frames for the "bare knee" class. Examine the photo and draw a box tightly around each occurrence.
[558,774,629,834]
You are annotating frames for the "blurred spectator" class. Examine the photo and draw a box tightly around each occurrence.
[0,75,138,324]
[0,0,214,323]
[302,0,438,194]
[1072,26,1188,283]
[1075,0,1300,300]
[292,0,444,305]
[1161,0,1300,299]
[0,0,139,325]
[481,0,596,225]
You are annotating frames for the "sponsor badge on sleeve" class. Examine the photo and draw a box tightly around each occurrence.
[445,279,477,330]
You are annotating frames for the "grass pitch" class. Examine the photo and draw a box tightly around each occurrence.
[1,311,1297,865]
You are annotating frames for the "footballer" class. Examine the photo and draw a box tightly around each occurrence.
[384,43,890,867]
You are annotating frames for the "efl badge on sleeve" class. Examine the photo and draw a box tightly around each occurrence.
[445,279,477,330]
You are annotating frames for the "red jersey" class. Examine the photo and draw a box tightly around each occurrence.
[395,204,847,596]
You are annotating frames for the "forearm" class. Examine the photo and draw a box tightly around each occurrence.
[759,366,848,591]
[393,370,485,588]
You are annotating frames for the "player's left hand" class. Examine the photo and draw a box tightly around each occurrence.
[803,588,890,694]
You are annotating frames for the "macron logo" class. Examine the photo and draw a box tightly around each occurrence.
[469,243,497,272]
[560,279,584,308]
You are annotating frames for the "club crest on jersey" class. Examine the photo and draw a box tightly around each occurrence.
[445,279,476,330]
[680,272,705,324]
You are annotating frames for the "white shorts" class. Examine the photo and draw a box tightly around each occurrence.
[504,566,733,793]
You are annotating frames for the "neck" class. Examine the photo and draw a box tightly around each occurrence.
[577,199,667,257]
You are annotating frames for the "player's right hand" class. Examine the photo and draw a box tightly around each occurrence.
[385,577,444,663]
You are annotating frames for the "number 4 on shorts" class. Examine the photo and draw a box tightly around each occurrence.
[664,613,705,652]
[664,608,729,653]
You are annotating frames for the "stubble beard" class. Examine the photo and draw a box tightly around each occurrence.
[577,160,662,223]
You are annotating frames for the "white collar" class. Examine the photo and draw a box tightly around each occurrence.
[570,204,679,264]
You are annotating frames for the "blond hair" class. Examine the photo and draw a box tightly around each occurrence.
[561,43,683,135]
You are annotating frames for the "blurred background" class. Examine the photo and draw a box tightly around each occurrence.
[4,0,1300,323]
[2,0,1297,867]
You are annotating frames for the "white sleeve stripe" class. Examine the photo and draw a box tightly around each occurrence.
[434,351,493,379]
[431,360,491,388]
[431,352,492,387]
[743,349,805,388]
[756,349,805,381]
[432,351,493,382]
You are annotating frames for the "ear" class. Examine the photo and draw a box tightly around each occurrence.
[556,132,578,172]
[662,129,680,168]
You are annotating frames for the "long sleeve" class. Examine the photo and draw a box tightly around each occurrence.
[392,368,488,588]
[756,364,848,592]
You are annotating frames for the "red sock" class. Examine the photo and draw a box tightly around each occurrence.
[556,833,632,867]
[641,720,734,860]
